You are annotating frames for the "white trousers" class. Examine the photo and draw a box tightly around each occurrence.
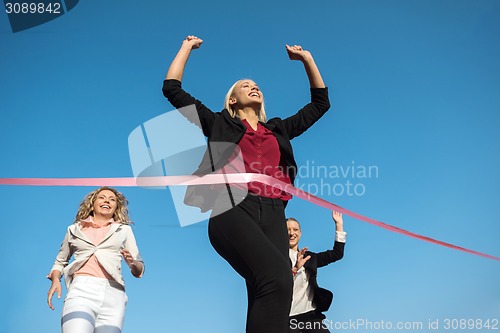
[61,276,128,333]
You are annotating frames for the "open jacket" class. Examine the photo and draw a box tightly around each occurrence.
[303,241,345,312]
[162,79,331,211]
[50,223,144,289]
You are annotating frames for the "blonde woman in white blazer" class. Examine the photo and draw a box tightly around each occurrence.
[47,187,144,333]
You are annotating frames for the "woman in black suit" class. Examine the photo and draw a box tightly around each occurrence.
[287,212,346,332]
[162,35,331,333]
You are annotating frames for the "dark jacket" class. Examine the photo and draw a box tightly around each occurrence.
[303,241,345,312]
[162,79,330,211]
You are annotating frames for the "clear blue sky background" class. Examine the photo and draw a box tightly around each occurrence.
[1,1,499,332]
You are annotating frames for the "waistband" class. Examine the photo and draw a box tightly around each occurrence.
[71,275,125,291]
[246,192,286,206]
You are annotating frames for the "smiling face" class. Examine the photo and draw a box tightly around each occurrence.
[92,189,118,219]
[229,80,263,110]
[287,219,302,251]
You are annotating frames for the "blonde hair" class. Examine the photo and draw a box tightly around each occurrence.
[224,79,267,122]
[74,187,132,225]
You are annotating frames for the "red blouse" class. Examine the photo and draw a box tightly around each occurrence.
[235,119,292,200]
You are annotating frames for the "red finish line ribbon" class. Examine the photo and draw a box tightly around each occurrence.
[1,174,498,261]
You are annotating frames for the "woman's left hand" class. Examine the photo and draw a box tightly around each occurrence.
[286,44,312,62]
[121,249,135,267]
[121,249,144,278]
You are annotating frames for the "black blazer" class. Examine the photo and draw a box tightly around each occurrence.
[303,241,345,312]
[162,79,331,212]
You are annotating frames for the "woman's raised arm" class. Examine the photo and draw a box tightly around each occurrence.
[166,35,203,81]
[286,44,325,89]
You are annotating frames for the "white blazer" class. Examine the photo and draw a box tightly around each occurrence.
[50,223,144,289]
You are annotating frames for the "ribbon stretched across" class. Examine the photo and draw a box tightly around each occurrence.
[0,174,498,261]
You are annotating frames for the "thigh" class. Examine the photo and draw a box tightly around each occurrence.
[259,200,289,260]
[61,283,98,333]
[95,286,127,333]
[62,310,96,333]
[208,198,290,281]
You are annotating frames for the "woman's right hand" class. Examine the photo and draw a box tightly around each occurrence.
[294,247,311,272]
[182,35,203,50]
[47,280,62,310]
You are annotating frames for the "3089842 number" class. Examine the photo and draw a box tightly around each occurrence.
[5,2,61,14]
[443,318,499,330]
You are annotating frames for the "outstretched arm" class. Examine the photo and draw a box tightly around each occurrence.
[286,44,325,88]
[163,36,217,135]
[316,211,346,267]
[276,44,330,139]
[166,35,203,81]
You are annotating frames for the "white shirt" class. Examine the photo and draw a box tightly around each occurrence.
[289,248,316,316]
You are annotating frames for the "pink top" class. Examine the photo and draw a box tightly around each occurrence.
[73,216,116,280]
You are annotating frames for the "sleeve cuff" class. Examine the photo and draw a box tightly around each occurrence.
[46,268,62,280]
[335,231,347,243]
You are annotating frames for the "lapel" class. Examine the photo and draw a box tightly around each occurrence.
[98,223,121,246]
[68,222,122,247]
[68,224,94,245]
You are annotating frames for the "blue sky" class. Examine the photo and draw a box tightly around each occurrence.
[1,0,499,332]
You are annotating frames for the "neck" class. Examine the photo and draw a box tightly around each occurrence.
[237,107,259,122]
[93,213,112,225]
[291,244,299,251]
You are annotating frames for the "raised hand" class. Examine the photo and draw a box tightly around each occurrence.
[166,35,203,81]
[286,44,312,62]
[332,211,343,226]
[294,247,311,271]
[332,211,345,233]
[183,35,203,50]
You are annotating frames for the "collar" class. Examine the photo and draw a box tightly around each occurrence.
[80,215,116,228]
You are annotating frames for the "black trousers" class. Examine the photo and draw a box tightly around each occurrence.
[289,310,330,333]
[208,193,293,333]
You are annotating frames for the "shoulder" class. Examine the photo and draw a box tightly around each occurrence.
[117,224,136,235]
[266,117,283,124]
[67,223,78,232]
[263,117,284,131]
[117,223,132,230]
